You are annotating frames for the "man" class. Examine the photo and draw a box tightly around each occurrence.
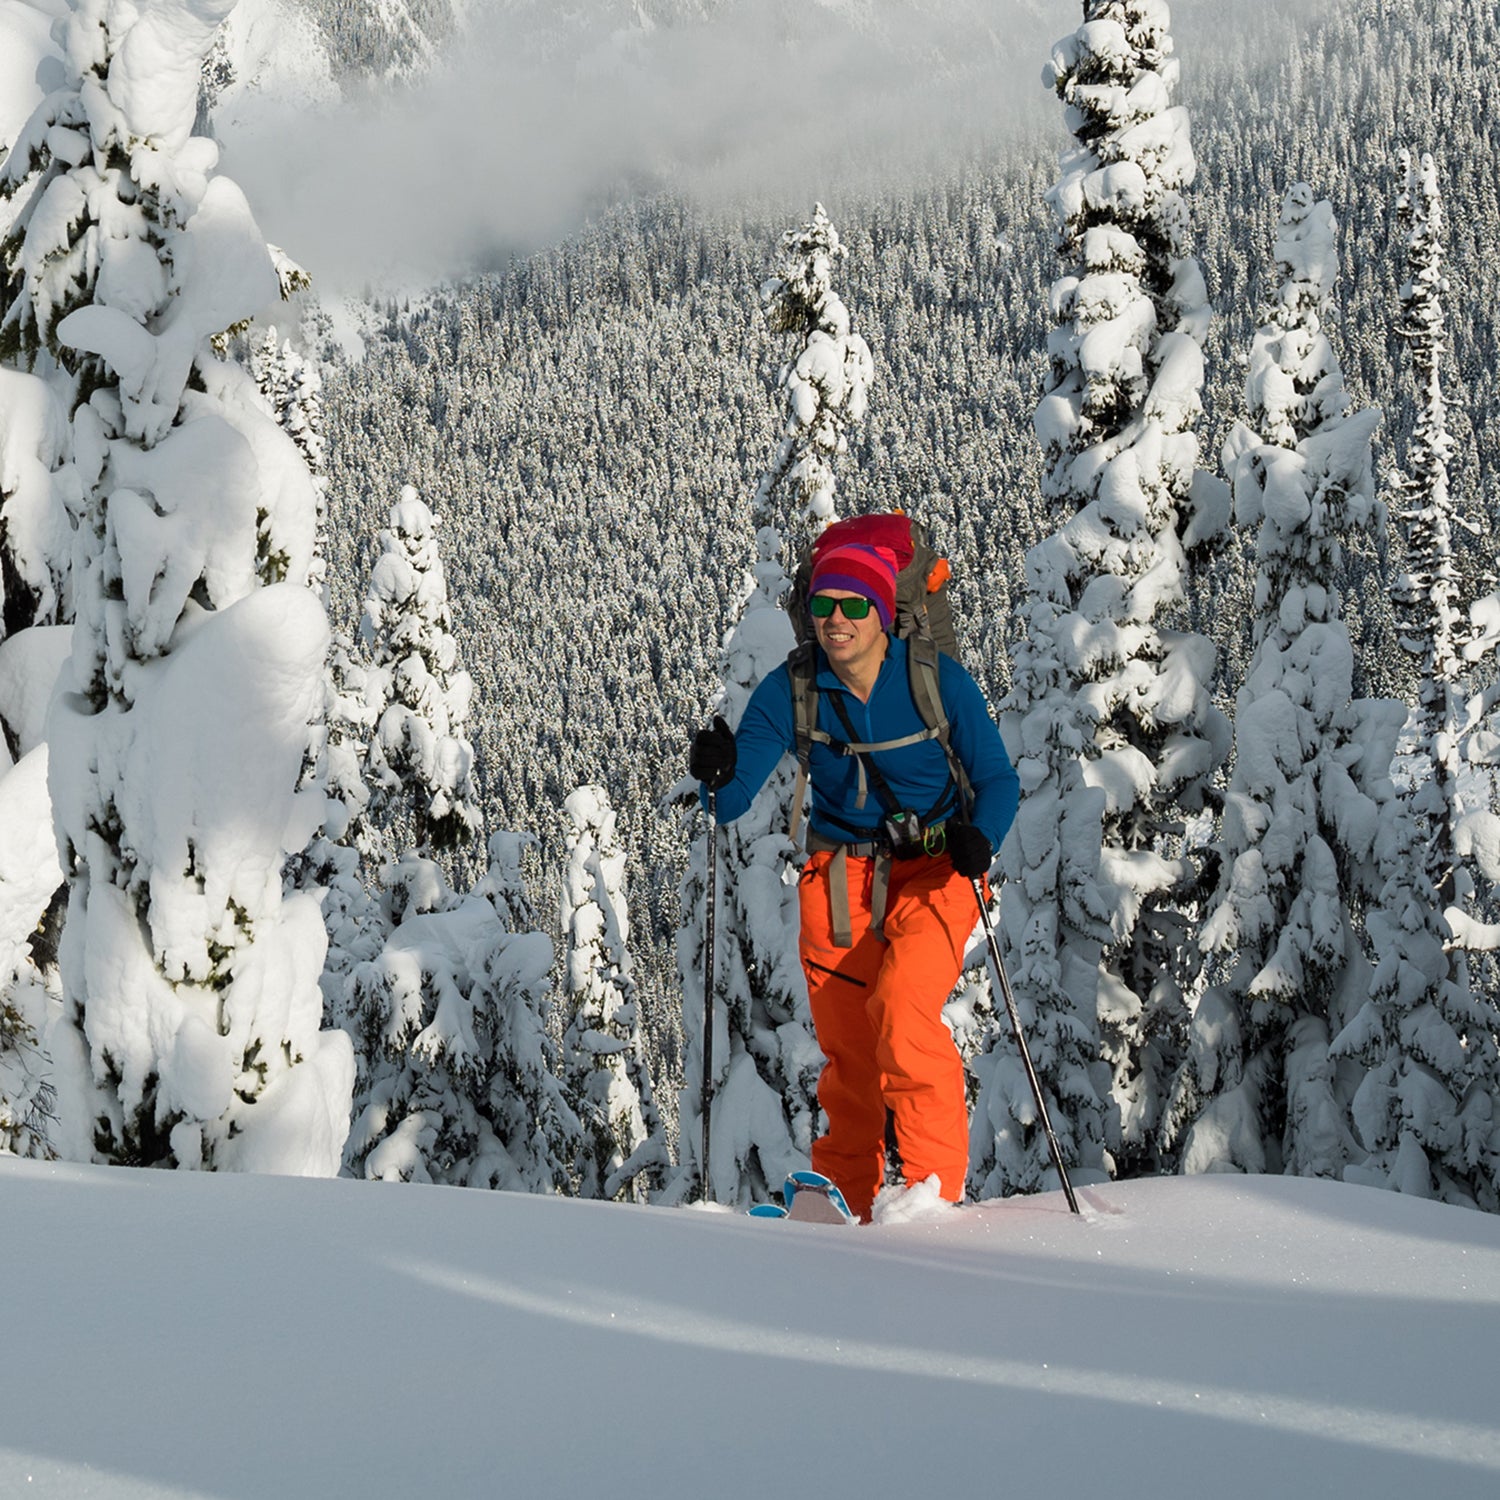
[690,540,1019,1221]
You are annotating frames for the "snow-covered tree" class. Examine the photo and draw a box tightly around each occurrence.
[1391,149,1464,896]
[469,831,579,1192]
[345,830,573,1190]
[0,374,70,1155]
[261,314,381,1026]
[1165,185,1379,1179]
[1,0,353,1171]
[1388,150,1492,972]
[0,741,63,1158]
[1327,156,1500,1209]
[667,205,873,1206]
[345,489,575,1194]
[561,785,666,1201]
[752,202,873,543]
[361,485,481,883]
[249,323,326,570]
[1458,594,1500,956]
[970,581,1116,1194]
[1336,795,1500,1207]
[981,0,1226,1190]
[345,494,569,1188]
[300,625,382,1025]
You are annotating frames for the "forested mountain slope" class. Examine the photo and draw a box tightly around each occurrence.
[315,0,1499,1093]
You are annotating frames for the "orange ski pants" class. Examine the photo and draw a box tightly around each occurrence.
[798,848,979,1223]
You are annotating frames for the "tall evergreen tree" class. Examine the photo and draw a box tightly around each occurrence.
[259,322,382,1030]
[1392,152,1461,837]
[1329,153,1500,1209]
[344,482,575,1190]
[1390,150,1477,961]
[1336,794,1500,1207]
[0,368,70,638]
[561,785,667,1201]
[470,831,580,1193]
[669,204,872,1206]
[361,485,481,885]
[752,203,874,545]
[983,0,1227,1189]
[1165,185,1378,1179]
[2,0,353,1172]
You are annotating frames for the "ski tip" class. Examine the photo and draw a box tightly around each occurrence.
[748,1202,789,1219]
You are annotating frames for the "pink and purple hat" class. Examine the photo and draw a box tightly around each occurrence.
[810,543,899,631]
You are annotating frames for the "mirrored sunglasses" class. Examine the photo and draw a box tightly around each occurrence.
[809,594,874,621]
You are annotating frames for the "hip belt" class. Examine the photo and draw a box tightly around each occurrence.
[806,823,949,949]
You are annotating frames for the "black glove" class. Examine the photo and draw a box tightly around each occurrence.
[946,821,992,878]
[690,715,737,791]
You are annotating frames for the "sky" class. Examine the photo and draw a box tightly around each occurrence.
[4,1158,1498,1499]
[218,0,1335,290]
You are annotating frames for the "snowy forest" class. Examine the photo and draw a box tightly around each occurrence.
[3,0,1500,1215]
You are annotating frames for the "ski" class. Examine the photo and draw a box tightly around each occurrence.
[785,1170,855,1224]
[746,1170,856,1225]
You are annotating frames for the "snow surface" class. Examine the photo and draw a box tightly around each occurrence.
[2,1164,1497,1499]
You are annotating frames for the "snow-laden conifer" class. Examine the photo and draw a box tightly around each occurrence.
[668,204,871,1206]
[1335,795,1500,1207]
[1458,595,1500,957]
[1166,185,1379,1179]
[1,0,353,1172]
[667,527,821,1207]
[1392,150,1463,751]
[1388,150,1491,968]
[979,0,1226,1190]
[249,324,327,568]
[361,485,481,881]
[0,742,62,1157]
[561,785,667,1201]
[0,371,69,1154]
[469,831,579,1192]
[346,495,572,1191]
[1329,156,1500,1208]
[263,323,381,1030]
[752,203,873,541]
[347,828,577,1191]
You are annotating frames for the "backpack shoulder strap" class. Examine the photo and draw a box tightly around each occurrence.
[905,636,974,819]
[787,640,820,847]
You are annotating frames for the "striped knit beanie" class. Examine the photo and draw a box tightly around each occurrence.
[809,542,899,631]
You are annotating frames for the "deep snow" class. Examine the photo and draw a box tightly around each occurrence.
[4,1163,1498,1499]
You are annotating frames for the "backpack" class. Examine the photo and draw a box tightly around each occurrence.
[784,512,972,852]
[787,511,958,658]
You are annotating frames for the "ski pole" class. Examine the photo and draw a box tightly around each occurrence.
[700,790,718,1203]
[970,879,1081,1216]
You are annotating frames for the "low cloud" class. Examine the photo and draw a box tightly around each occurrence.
[221,0,1331,290]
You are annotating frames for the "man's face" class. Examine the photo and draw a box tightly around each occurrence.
[813,589,887,680]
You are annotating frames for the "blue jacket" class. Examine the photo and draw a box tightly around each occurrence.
[711,637,1020,853]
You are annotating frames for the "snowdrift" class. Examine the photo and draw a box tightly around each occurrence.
[4,1162,1498,1499]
